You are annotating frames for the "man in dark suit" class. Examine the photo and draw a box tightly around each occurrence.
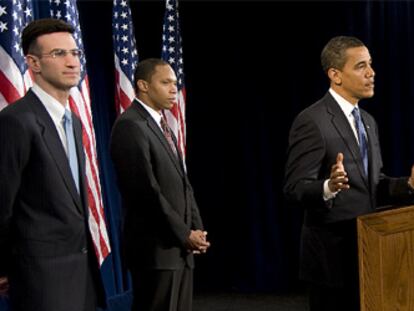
[110,58,210,311]
[0,19,105,311]
[284,36,414,311]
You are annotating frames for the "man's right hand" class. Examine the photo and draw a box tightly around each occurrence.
[328,153,350,192]
[0,277,8,297]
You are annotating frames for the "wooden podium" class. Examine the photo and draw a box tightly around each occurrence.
[358,205,414,311]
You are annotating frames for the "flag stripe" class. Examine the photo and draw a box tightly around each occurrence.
[69,83,110,265]
[0,92,8,111]
[115,70,134,113]
[0,70,21,104]
[114,55,136,113]
[0,46,26,100]
[177,91,186,157]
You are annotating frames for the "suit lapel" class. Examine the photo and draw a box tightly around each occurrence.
[73,116,89,215]
[133,101,184,177]
[170,131,186,173]
[325,93,369,187]
[361,110,377,192]
[28,91,83,213]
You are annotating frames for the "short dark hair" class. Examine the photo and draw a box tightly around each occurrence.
[321,36,365,73]
[133,58,170,94]
[22,18,74,55]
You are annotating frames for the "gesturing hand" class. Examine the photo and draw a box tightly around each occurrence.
[328,153,350,192]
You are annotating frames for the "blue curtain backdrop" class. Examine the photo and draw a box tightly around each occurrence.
[2,1,414,309]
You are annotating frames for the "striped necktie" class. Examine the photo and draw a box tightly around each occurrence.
[160,116,178,158]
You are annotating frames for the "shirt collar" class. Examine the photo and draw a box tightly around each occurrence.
[329,88,359,117]
[135,98,162,127]
[31,84,68,124]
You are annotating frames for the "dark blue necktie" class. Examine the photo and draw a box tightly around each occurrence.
[352,107,368,176]
[63,109,80,192]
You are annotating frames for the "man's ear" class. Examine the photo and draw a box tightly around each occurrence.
[328,68,342,85]
[26,55,41,73]
[137,79,148,93]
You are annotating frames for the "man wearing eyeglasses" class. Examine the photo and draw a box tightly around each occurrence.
[0,18,105,311]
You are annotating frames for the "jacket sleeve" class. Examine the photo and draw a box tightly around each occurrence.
[377,173,414,207]
[371,119,414,207]
[283,112,328,207]
[187,179,204,230]
[0,113,29,276]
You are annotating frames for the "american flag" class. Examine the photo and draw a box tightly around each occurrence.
[0,0,33,110]
[49,0,111,265]
[162,0,186,164]
[112,0,138,114]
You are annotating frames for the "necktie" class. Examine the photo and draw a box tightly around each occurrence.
[352,107,368,176]
[160,116,178,157]
[63,109,80,192]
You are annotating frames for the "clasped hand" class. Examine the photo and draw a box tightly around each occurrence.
[186,230,210,254]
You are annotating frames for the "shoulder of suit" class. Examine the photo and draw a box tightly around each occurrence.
[0,91,38,119]
[113,108,148,133]
[295,95,329,121]
[360,107,374,118]
[121,102,149,122]
[0,101,33,138]
[360,107,377,126]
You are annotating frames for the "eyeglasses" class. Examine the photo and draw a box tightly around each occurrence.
[37,49,83,59]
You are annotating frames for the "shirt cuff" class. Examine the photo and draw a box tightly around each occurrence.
[323,179,338,201]
[408,178,414,195]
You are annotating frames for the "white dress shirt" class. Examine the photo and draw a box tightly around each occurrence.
[31,84,69,153]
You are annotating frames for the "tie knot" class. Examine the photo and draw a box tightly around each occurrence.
[352,107,361,119]
[160,116,168,132]
[352,107,363,125]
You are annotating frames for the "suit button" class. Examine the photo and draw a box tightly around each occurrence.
[81,247,88,254]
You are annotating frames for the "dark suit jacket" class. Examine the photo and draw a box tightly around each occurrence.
[284,92,413,286]
[0,90,104,311]
[110,100,204,271]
